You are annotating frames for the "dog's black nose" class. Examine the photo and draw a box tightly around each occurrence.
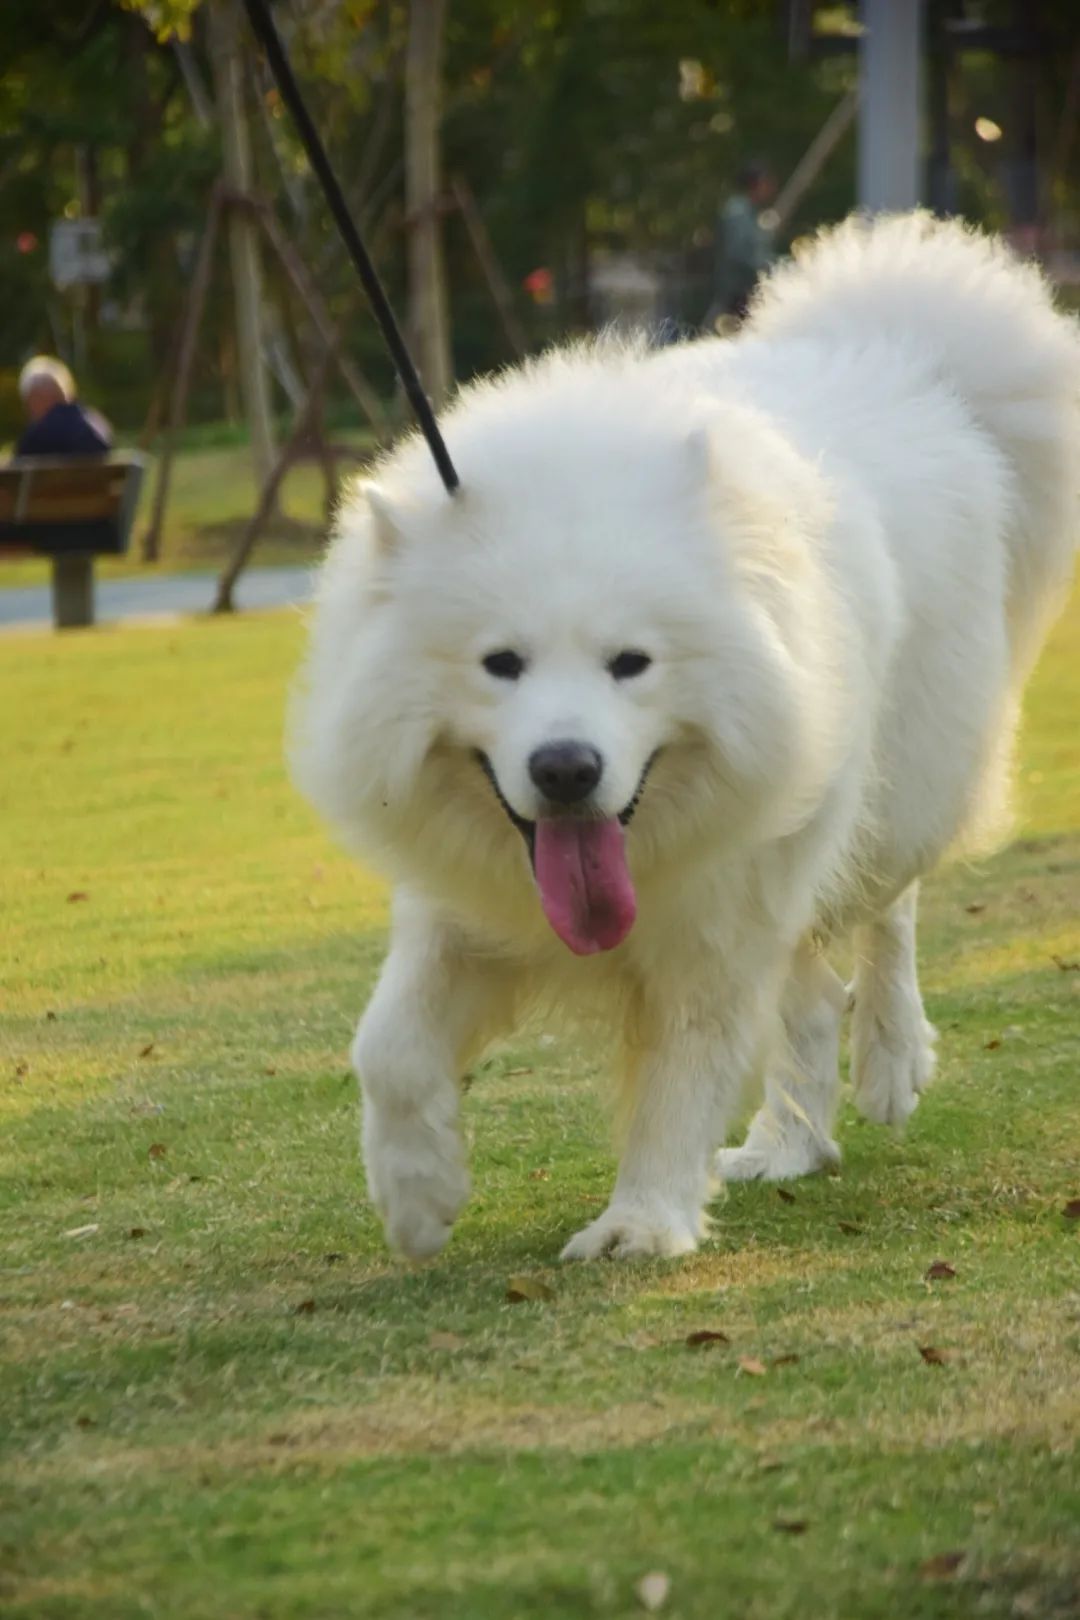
[528,741,603,805]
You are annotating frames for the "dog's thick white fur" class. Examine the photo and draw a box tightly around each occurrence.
[291,214,1078,1262]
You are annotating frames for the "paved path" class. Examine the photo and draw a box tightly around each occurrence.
[0,565,313,631]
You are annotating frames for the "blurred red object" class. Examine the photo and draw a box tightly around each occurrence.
[523,267,554,305]
[16,232,38,254]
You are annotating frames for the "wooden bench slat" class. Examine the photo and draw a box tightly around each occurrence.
[0,465,126,485]
[0,494,123,522]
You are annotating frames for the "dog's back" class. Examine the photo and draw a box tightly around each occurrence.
[747,212,1080,679]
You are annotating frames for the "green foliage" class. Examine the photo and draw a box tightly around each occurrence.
[2,1,1076,427]
[0,2,221,404]
[443,0,855,329]
[119,0,204,41]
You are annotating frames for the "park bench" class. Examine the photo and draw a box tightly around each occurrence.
[0,455,146,629]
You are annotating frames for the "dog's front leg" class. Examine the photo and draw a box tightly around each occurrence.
[561,978,774,1262]
[353,895,514,1260]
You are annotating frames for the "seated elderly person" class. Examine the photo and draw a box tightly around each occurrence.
[15,356,113,458]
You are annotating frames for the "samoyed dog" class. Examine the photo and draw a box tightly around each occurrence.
[292,213,1077,1262]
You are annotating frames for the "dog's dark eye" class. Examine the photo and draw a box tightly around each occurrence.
[608,650,652,680]
[482,649,525,681]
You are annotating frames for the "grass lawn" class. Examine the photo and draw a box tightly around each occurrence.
[1,591,1078,1620]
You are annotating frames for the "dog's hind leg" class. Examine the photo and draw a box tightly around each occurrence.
[714,939,846,1183]
[850,882,937,1126]
[353,894,517,1260]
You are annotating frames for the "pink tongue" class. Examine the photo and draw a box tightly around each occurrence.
[533,818,637,955]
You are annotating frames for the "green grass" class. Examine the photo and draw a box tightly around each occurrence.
[1,594,1078,1619]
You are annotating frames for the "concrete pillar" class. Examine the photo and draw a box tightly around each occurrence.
[858,0,923,212]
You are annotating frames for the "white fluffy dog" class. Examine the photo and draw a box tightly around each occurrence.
[292,214,1078,1262]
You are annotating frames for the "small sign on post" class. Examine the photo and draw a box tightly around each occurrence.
[48,220,112,291]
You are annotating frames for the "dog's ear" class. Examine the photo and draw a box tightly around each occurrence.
[366,484,402,553]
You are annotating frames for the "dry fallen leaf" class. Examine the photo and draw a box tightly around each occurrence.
[773,1518,809,1535]
[63,1223,99,1239]
[66,891,89,903]
[686,1329,731,1348]
[964,902,986,914]
[738,1356,767,1377]
[925,1260,957,1280]
[139,1043,155,1059]
[984,1038,1002,1051]
[1062,1199,1080,1221]
[294,1298,316,1315]
[635,1571,671,1611]
[148,1142,167,1159]
[776,1188,797,1204]
[506,1275,554,1303]
[1051,954,1079,972]
[428,1331,467,1352]
[918,1344,949,1366]
[919,1550,966,1580]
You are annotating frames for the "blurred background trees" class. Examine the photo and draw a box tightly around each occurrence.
[2,0,1078,444]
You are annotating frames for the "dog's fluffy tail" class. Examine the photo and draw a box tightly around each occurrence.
[749,211,1080,675]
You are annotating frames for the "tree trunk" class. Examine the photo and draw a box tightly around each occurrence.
[209,0,277,488]
[125,15,177,376]
[213,347,334,614]
[405,0,451,406]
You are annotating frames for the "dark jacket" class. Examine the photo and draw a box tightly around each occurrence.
[16,401,112,458]
[713,194,776,320]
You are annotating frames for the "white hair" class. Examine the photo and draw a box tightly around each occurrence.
[18,356,75,402]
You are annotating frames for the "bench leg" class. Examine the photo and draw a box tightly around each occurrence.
[51,554,94,629]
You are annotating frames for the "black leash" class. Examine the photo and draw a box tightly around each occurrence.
[239,0,460,495]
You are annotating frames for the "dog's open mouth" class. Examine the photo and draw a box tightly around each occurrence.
[475,751,657,957]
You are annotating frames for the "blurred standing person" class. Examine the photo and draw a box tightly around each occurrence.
[15,357,112,457]
[710,160,778,328]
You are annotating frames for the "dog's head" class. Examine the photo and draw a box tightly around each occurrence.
[293,360,841,955]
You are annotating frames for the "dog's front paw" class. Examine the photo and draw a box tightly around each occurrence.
[560,1197,703,1262]
[363,1103,469,1260]
[851,1014,937,1126]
